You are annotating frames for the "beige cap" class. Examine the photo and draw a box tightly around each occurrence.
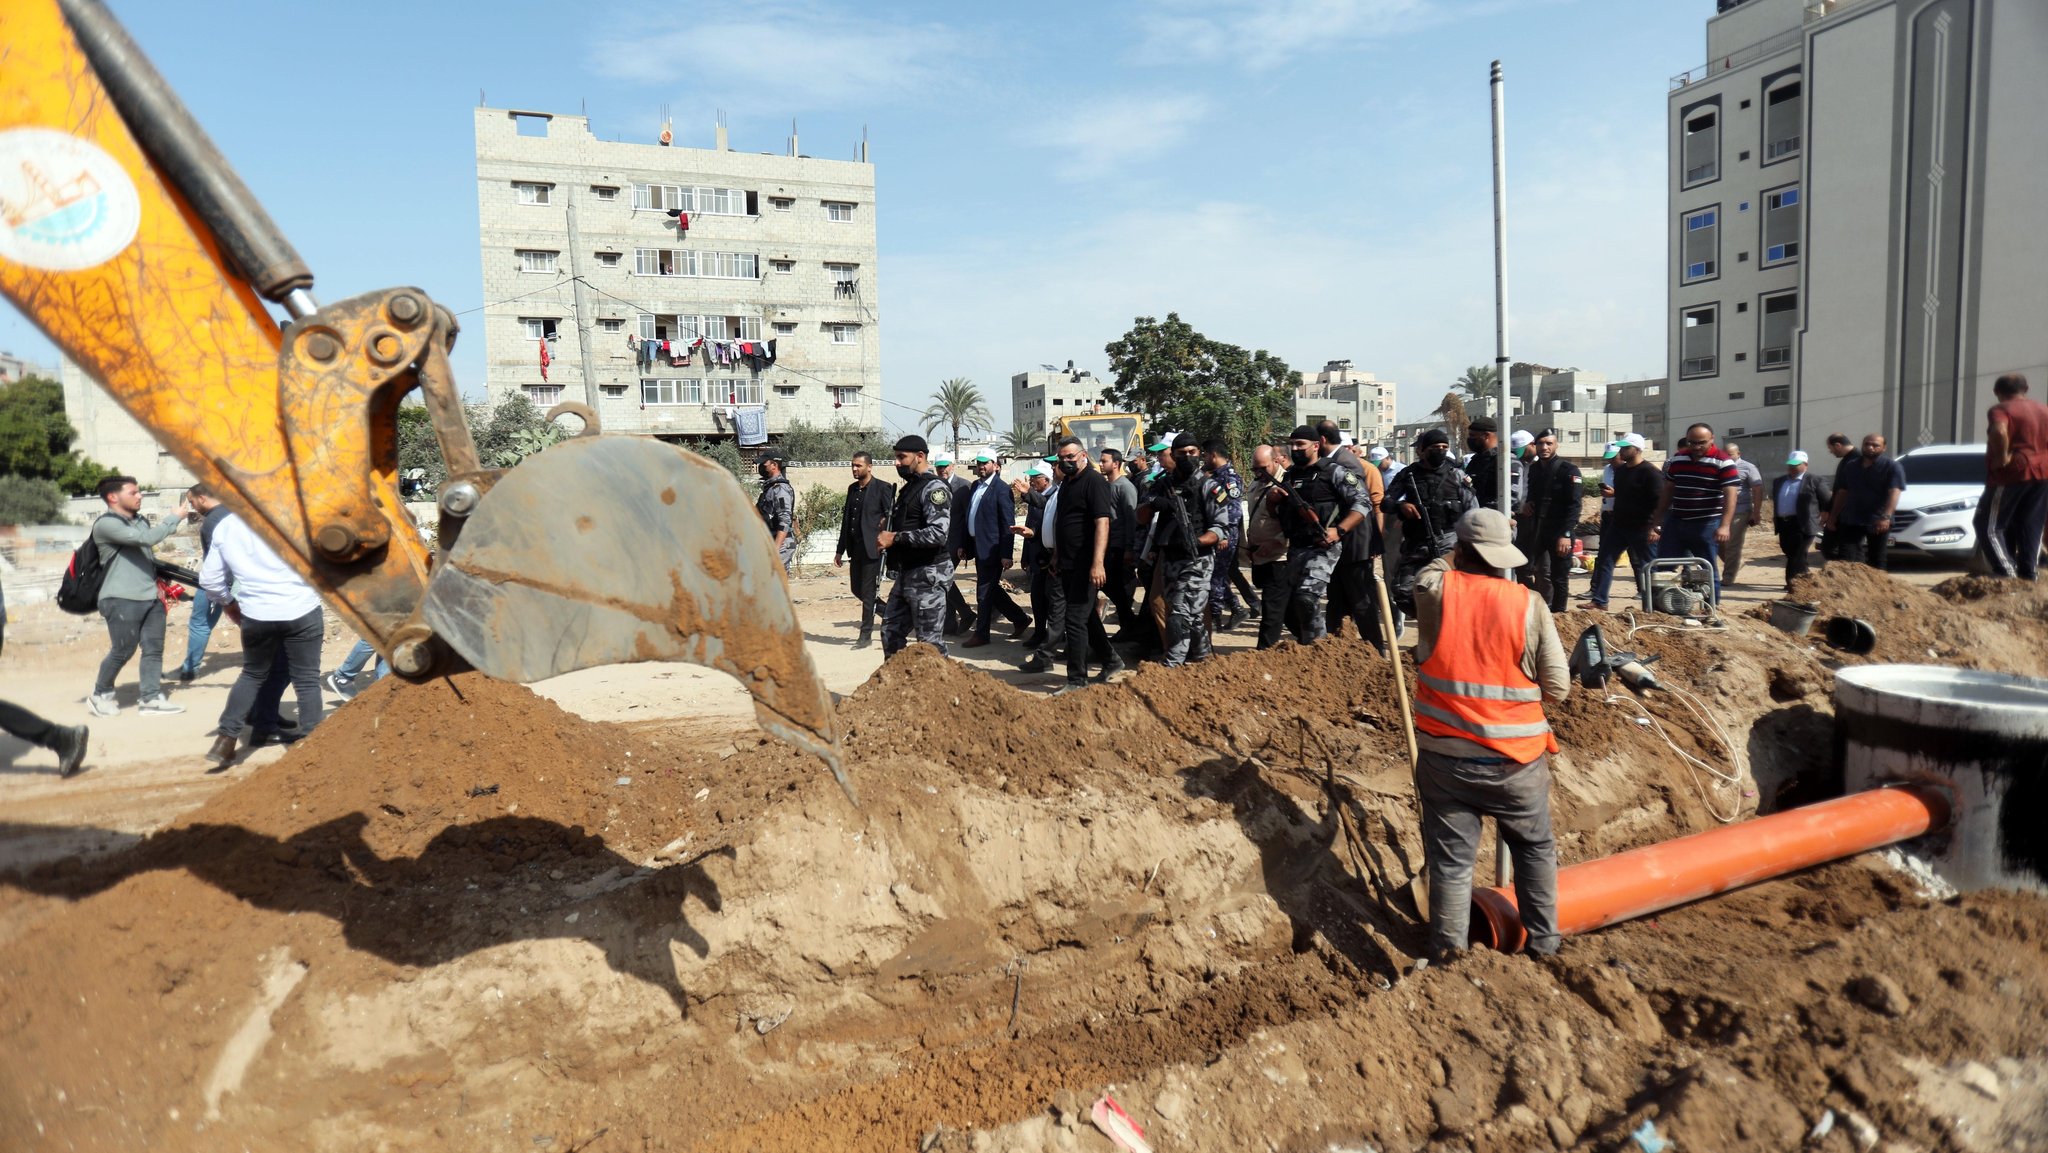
[1455,507,1528,569]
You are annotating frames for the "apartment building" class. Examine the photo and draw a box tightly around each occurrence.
[1667,0,2048,462]
[0,350,54,385]
[1012,365,1112,438]
[1294,360,1398,449]
[1606,377,1671,449]
[473,110,880,447]
[58,357,194,491]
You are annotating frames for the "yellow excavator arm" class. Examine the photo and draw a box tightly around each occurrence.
[0,0,849,798]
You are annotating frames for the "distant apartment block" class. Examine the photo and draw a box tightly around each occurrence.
[1295,360,1397,448]
[473,110,880,446]
[0,350,54,385]
[1012,364,1112,437]
[58,357,194,491]
[1667,0,2048,462]
[1606,377,1671,449]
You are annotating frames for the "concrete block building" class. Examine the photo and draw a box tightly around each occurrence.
[1011,365,1112,439]
[473,110,881,448]
[1605,377,1671,449]
[58,357,194,492]
[1294,360,1397,450]
[1667,0,2048,462]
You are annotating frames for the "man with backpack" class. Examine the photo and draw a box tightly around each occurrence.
[80,475,191,717]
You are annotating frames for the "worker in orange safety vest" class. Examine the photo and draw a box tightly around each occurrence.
[1411,507,1572,960]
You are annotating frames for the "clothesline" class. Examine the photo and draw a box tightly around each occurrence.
[628,333,776,372]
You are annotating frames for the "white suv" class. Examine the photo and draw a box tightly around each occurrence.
[1885,444,1985,559]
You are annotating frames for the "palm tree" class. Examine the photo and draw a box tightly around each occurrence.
[919,377,993,458]
[1453,364,1500,407]
[995,423,1043,460]
[1432,392,1471,448]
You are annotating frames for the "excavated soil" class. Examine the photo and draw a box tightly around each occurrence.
[3,568,2047,1152]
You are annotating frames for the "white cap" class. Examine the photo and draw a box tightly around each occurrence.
[1620,432,1650,451]
[1025,463,1048,477]
[1509,430,1534,449]
[1786,449,1810,465]
[1366,446,1388,460]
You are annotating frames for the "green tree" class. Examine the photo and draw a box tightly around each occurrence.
[1102,313,1298,460]
[919,377,992,458]
[778,418,891,463]
[0,375,116,495]
[793,483,843,570]
[395,394,571,493]
[0,475,64,525]
[995,423,1044,460]
[1452,364,1500,407]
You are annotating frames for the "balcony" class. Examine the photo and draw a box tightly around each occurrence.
[1670,25,1803,90]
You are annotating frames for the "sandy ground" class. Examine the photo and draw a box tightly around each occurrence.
[0,543,1953,872]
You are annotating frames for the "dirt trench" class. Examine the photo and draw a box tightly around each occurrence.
[1,569,2046,1152]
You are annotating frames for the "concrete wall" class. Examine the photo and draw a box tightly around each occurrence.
[58,358,195,492]
[473,110,881,443]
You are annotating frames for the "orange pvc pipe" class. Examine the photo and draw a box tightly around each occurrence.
[1471,784,1951,952]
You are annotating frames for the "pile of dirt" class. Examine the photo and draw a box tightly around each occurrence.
[1783,564,2048,677]
[3,579,2046,1152]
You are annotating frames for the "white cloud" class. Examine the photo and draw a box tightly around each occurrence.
[589,5,969,109]
[1133,0,1443,70]
[1022,94,1212,181]
[883,124,1665,435]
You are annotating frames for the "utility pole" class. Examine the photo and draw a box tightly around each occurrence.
[562,183,598,408]
[1490,59,1512,522]
[1489,59,1514,891]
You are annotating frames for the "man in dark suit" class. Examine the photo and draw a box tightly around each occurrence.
[834,451,896,648]
[1772,449,1828,590]
[961,453,1030,647]
[935,457,974,634]
[1016,465,1054,648]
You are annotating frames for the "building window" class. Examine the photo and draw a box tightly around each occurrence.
[1681,101,1719,187]
[1680,304,1718,378]
[771,259,794,274]
[513,181,552,205]
[1645,384,1661,395]
[1728,427,1747,437]
[635,248,683,276]
[524,385,562,406]
[712,378,763,405]
[641,378,704,406]
[633,183,684,212]
[1729,392,1746,400]
[703,251,759,279]
[774,384,800,397]
[773,322,797,335]
[829,323,859,345]
[519,317,559,341]
[591,185,619,201]
[824,201,855,223]
[632,249,757,278]
[1764,385,1791,405]
[1759,289,1797,368]
[1681,207,1718,283]
[827,262,859,297]
[770,196,793,211]
[830,386,861,407]
[1762,186,1800,265]
[595,251,621,268]
[601,384,628,397]
[600,318,624,333]
[516,249,559,274]
[1764,77,1802,162]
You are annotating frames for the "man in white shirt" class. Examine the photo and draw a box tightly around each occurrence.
[199,514,327,768]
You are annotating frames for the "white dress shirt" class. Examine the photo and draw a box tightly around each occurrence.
[199,514,324,621]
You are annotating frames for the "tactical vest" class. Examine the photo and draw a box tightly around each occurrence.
[888,474,945,567]
[1283,460,1346,548]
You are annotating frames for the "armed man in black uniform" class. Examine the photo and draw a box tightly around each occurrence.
[1386,428,1478,614]
[1266,425,1369,643]
[876,435,956,657]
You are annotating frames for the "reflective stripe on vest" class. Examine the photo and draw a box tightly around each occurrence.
[1413,569,1559,761]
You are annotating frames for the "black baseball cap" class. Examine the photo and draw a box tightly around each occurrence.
[1412,428,1450,448]
[1467,416,1498,435]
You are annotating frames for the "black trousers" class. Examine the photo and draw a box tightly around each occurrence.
[1252,561,1289,649]
[972,555,1029,638]
[1230,564,1258,613]
[1528,539,1573,612]
[0,700,58,747]
[944,576,972,633]
[848,554,882,635]
[1775,519,1815,587]
[1027,562,1052,643]
[1836,524,1890,570]
[1324,557,1386,649]
[1102,548,1138,628]
[218,608,325,740]
[1058,563,1112,684]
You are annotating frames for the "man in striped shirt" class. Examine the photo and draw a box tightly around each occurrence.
[1649,422,1740,597]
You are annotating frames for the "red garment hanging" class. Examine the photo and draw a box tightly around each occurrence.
[538,338,550,382]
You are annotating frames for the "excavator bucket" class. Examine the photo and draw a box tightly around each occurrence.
[420,436,852,802]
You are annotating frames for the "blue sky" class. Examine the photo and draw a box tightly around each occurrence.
[2,0,1709,432]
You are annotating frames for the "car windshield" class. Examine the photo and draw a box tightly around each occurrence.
[1063,416,1141,456]
[1900,453,1985,487]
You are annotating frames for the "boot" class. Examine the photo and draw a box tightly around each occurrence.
[1020,650,1053,674]
[1092,652,1127,683]
[854,629,873,650]
[49,724,88,778]
[205,733,239,770]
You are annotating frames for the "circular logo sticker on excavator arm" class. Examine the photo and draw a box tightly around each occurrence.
[0,128,142,272]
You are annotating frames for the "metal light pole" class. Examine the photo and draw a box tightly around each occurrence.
[1490,59,1512,520]
[1489,59,1513,890]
